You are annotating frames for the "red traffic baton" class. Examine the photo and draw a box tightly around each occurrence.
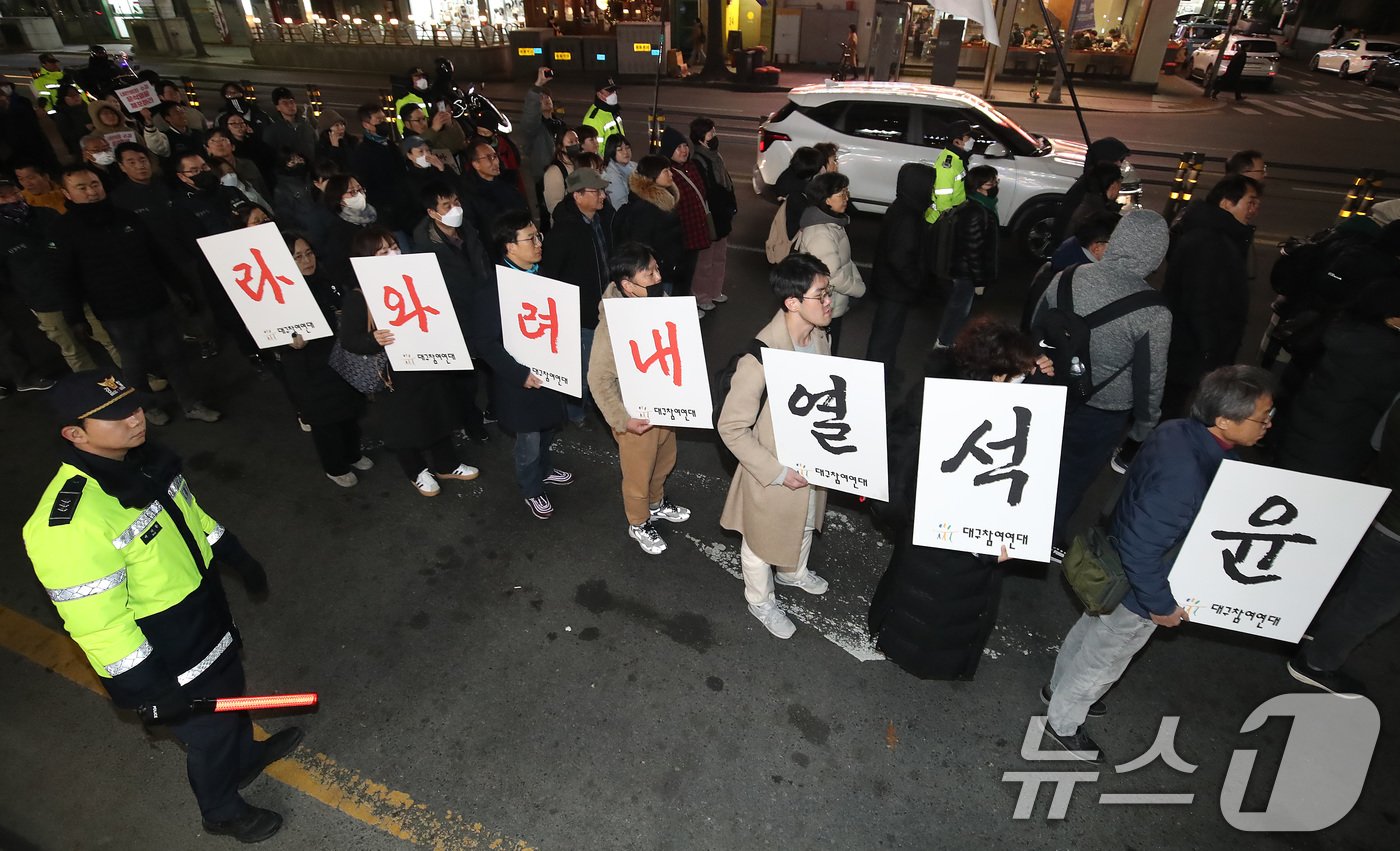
[190,693,319,714]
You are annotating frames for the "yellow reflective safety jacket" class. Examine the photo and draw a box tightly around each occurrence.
[23,457,237,708]
[582,102,625,148]
[393,91,428,133]
[923,147,968,224]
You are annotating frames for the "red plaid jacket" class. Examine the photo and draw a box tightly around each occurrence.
[668,160,712,251]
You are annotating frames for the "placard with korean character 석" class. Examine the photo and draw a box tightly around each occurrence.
[351,253,472,371]
[761,349,889,501]
[496,265,582,397]
[195,222,332,349]
[601,295,711,428]
[114,81,160,113]
[1168,460,1388,643]
[911,379,1066,562]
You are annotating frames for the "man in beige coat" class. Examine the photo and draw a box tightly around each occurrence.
[718,253,834,639]
[588,242,693,555]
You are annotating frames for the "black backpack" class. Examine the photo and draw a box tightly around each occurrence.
[1033,264,1163,407]
[712,339,768,432]
[1269,232,1334,299]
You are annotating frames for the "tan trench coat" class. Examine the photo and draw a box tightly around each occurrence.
[588,283,631,433]
[719,310,830,567]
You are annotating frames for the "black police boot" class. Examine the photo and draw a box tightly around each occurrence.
[240,726,306,789]
[202,806,282,843]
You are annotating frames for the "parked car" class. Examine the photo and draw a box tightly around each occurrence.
[1311,38,1400,78]
[752,82,1142,258]
[1189,35,1282,89]
[1363,50,1400,88]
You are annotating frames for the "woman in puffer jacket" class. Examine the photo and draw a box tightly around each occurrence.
[794,171,865,354]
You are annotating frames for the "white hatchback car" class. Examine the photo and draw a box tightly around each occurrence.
[1189,35,1282,89]
[1311,38,1400,78]
[753,82,1140,258]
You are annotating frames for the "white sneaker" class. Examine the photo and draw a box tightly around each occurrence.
[775,570,828,595]
[648,498,691,523]
[748,600,796,639]
[298,417,311,432]
[436,464,479,481]
[412,469,440,497]
[351,456,374,471]
[628,521,667,555]
[326,471,358,488]
[713,294,729,304]
[699,301,716,311]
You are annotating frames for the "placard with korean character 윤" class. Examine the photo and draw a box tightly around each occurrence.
[911,378,1067,562]
[350,253,472,371]
[601,296,711,428]
[195,222,332,349]
[496,265,582,397]
[1169,460,1388,642]
[761,349,889,501]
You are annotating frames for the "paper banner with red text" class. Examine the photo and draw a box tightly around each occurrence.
[195,222,331,349]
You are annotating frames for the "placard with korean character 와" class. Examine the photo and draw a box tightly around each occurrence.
[195,222,332,349]
[351,253,472,371]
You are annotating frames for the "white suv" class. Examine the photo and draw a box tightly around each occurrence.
[753,82,1141,258]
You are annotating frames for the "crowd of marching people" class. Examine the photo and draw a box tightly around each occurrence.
[8,50,1400,838]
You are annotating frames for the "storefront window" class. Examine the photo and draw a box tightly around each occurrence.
[901,11,990,71]
[1005,0,1153,79]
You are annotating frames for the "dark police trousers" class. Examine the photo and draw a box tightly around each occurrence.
[166,654,266,822]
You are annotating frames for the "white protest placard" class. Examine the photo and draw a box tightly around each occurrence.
[495,265,582,397]
[114,81,160,113]
[1169,460,1388,643]
[601,295,711,428]
[350,253,472,371]
[103,130,138,148]
[194,222,331,349]
[911,379,1067,562]
[760,349,889,500]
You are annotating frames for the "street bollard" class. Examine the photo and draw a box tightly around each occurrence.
[1162,151,1207,222]
[182,77,200,109]
[306,85,323,118]
[1337,169,1385,221]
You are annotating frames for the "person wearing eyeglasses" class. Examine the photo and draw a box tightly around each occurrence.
[718,253,836,639]
[463,138,527,249]
[1041,365,1276,763]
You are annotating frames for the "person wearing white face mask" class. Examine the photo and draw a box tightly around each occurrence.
[78,135,119,190]
[400,135,460,234]
[392,67,431,134]
[413,180,493,443]
[581,77,624,150]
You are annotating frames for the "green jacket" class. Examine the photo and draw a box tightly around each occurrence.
[582,103,625,148]
[23,455,236,708]
[394,91,428,133]
[923,147,967,224]
[31,68,84,111]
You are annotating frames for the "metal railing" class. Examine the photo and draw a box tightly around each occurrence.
[248,17,513,48]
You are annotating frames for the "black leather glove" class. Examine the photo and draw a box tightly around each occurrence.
[138,689,191,725]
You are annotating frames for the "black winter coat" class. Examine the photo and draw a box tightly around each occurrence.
[1052,137,1129,245]
[412,215,491,336]
[868,351,1004,680]
[540,196,612,330]
[0,207,68,312]
[613,173,683,280]
[52,201,182,321]
[951,197,999,286]
[462,169,528,249]
[278,271,364,426]
[317,215,367,287]
[1164,203,1254,384]
[870,163,935,306]
[339,288,459,450]
[350,138,408,229]
[1276,318,1400,481]
[471,264,568,434]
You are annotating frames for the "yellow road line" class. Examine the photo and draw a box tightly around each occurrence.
[0,603,536,851]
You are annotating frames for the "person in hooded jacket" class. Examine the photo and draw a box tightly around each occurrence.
[1274,277,1400,482]
[660,127,710,303]
[1052,136,1129,247]
[689,117,737,312]
[1162,174,1262,418]
[866,163,935,371]
[936,165,1000,347]
[794,171,865,354]
[613,155,683,289]
[1033,209,1172,548]
[869,318,1043,679]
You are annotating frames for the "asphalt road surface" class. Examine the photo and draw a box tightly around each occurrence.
[0,52,1395,851]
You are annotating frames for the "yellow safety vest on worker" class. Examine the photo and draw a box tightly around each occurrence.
[582,103,625,148]
[924,147,967,224]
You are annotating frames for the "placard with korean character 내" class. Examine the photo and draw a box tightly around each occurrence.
[195,222,332,348]
[350,253,472,371]
[114,81,160,113]
[496,265,582,397]
[761,349,889,501]
[601,296,711,428]
[911,379,1067,562]
[1169,460,1388,643]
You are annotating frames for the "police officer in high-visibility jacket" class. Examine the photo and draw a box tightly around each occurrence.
[31,52,83,113]
[923,119,977,225]
[22,371,302,844]
[581,77,625,149]
[393,66,430,133]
